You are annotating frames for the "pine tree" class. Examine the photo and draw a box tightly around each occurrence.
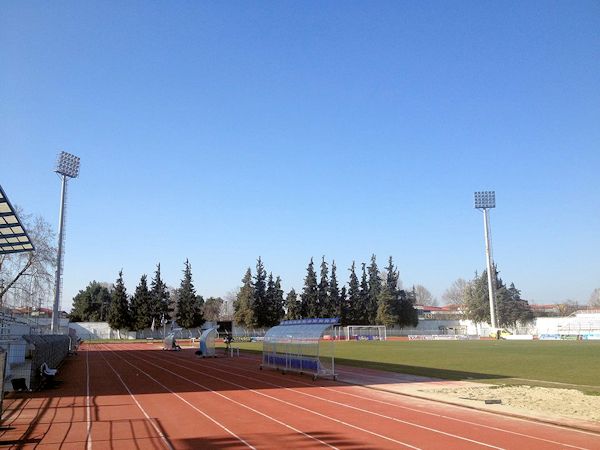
[398,287,419,328]
[175,259,205,330]
[345,261,361,325]
[327,260,341,319]
[367,254,381,324]
[284,289,301,320]
[301,258,319,318]
[130,274,152,332]
[499,282,534,327]
[70,281,112,322]
[463,268,534,328]
[107,270,130,338]
[253,257,268,327]
[317,256,329,317]
[150,263,170,326]
[234,268,255,327]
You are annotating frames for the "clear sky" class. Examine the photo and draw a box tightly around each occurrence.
[2,1,599,311]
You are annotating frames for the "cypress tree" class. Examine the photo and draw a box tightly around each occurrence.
[317,256,329,317]
[367,254,381,324]
[346,262,361,325]
[264,272,283,326]
[376,285,398,326]
[234,268,255,328]
[359,263,370,324]
[253,257,267,327]
[130,274,152,332]
[265,272,275,323]
[377,257,400,326]
[150,263,170,326]
[273,276,285,325]
[384,256,399,293]
[301,258,319,318]
[176,259,205,330]
[339,286,347,325]
[327,260,341,319]
[284,289,301,320]
[107,270,130,338]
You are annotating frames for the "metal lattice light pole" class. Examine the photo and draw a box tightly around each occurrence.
[474,191,498,329]
[52,151,80,333]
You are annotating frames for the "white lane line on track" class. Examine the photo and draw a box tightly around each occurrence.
[122,349,423,450]
[148,351,503,450]
[102,345,337,450]
[211,353,597,447]
[210,355,594,450]
[100,345,330,450]
[96,349,174,450]
[141,347,598,446]
[85,347,92,450]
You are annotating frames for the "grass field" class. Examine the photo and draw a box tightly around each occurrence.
[230,339,600,392]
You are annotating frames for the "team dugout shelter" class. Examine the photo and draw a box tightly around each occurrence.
[261,318,338,381]
[0,184,35,255]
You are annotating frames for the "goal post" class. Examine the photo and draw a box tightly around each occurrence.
[344,325,387,341]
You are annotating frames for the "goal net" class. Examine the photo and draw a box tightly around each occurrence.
[344,325,387,341]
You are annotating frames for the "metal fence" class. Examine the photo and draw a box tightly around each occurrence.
[0,334,70,392]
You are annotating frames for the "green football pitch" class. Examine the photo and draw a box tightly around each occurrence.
[232,339,600,392]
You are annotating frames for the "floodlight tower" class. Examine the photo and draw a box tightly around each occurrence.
[52,151,80,333]
[474,191,498,329]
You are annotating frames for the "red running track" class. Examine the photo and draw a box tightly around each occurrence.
[3,343,599,449]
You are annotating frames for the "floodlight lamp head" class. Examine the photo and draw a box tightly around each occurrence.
[474,191,496,209]
[55,151,81,178]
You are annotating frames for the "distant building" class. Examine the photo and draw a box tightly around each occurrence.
[415,304,464,320]
[530,304,561,317]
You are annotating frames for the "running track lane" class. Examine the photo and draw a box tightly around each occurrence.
[85,344,173,450]
[82,343,600,449]
[148,349,595,450]
[128,344,598,450]
[1,354,89,449]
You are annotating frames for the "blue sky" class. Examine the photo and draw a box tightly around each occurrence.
[2,1,599,310]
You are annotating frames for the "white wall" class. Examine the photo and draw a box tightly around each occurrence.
[69,322,136,340]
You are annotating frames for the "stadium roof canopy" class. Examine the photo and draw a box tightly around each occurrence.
[0,184,35,255]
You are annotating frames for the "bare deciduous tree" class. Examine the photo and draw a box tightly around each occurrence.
[557,300,580,316]
[413,284,437,306]
[0,210,56,310]
[589,288,600,308]
[202,297,224,321]
[442,278,469,306]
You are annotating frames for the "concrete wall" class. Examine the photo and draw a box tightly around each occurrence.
[68,322,136,340]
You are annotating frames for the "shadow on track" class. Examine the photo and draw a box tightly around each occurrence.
[4,345,509,399]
